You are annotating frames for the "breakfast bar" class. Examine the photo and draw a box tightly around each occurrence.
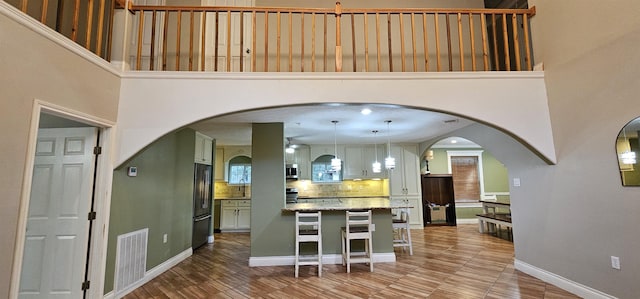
[282,197,412,272]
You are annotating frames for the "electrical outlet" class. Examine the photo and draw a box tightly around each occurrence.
[611,256,621,270]
[163,234,168,244]
[371,224,375,231]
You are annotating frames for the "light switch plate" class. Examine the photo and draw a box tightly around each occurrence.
[127,166,138,177]
[513,178,521,187]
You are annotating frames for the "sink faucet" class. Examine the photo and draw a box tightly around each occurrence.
[239,178,246,198]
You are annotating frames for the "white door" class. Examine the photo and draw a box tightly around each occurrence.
[129,0,166,70]
[203,0,254,71]
[19,127,98,298]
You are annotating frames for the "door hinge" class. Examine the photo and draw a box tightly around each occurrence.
[93,146,102,155]
[81,280,90,291]
[88,211,97,221]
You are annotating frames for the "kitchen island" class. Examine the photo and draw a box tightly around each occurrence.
[282,197,412,266]
[283,197,401,212]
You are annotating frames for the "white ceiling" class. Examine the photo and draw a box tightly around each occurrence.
[189,103,477,146]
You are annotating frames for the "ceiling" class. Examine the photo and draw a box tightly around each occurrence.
[189,104,477,146]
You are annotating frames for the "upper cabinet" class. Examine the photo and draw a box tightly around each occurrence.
[389,144,421,197]
[195,132,213,165]
[344,145,386,180]
[286,145,311,180]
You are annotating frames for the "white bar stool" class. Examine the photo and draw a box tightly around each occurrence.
[295,211,322,277]
[341,210,373,273]
[392,208,413,255]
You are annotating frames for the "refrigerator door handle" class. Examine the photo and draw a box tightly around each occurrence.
[194,214,212,222]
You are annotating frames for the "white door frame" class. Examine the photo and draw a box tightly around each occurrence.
[446,150,485,200]
[10,100,115,299]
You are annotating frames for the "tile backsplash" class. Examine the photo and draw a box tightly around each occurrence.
[287,179,389,197]
[215,179,388,198]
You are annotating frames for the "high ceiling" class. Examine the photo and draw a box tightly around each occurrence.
[189,104,477,146]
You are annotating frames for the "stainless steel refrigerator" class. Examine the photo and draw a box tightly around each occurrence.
[192,163,212,249]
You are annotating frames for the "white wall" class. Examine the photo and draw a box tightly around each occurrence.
[0,3,121,298]
[116,72,554,166]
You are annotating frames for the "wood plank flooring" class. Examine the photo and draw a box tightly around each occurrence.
[124,225,580,298]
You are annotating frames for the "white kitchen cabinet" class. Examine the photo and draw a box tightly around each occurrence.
[391,196,423,228]
[219,199,251,232]
[389,144,421,196]
[389,144,423,227]
[310,144,345,161]
[195,132,213,165]
[344,145,386,179]
[285,145,310,180]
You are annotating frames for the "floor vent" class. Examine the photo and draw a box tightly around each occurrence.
[114,228,148,295]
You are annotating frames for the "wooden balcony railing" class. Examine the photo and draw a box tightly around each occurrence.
[7,0,118,61]
[7,1,535,73]
[129,3,535,72]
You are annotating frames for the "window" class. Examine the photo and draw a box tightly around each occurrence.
[228,156,251,184]
[311,155,342,182]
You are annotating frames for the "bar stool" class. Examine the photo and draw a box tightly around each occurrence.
[294,211,322,277]
[392,208,413,255]
[341,210,373,273]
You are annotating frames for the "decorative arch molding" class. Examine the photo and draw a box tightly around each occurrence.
[115,72,555,166]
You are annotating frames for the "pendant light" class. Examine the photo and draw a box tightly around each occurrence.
[331,120,342,172]
[384,120,395,170]
[372,130,382,173]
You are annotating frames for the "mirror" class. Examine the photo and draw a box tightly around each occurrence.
[617,117,640,186]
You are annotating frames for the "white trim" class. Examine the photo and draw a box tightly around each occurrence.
[105,248,193,299]
[514,259,617,299]
[447,150,485,199]
[249,253,396,267]
[456,218,479,224]
[10,100,116,299]
[0,1,121,76]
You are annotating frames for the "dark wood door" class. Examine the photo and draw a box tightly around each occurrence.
[421,174,456,226]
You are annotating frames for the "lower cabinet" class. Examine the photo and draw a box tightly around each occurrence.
[220,200,251,232]
[391,196,423,228]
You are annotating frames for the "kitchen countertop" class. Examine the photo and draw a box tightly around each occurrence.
[297,195,389,199]
[283,197,412,212]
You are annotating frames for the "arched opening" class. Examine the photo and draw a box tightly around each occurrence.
[421,136,510,230]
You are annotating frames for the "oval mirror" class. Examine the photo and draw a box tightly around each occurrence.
[617,117,640,186]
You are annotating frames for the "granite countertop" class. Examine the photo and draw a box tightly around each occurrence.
[297,195,389,199]
[283,197,411,212]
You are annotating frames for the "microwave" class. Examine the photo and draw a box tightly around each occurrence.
[286,164,298,180]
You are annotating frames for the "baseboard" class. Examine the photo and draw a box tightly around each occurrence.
[514,259,616,299]
[456,218,479,224]
[249,252,396,267]
[104,248,192,299]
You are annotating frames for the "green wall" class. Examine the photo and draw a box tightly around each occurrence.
[426,147,509,220]
[104,129,195,293]
[249,123,393,257]
[427,148,509,193]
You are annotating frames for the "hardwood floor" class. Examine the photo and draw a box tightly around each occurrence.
[124,225,580,298]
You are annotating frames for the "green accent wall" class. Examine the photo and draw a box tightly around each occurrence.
[249,123,393,257]
[427,148,509,193]
[104,129,195,293]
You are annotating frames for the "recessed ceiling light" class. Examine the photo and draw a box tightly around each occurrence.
[361,108,372,115]
[451,139,457,144]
